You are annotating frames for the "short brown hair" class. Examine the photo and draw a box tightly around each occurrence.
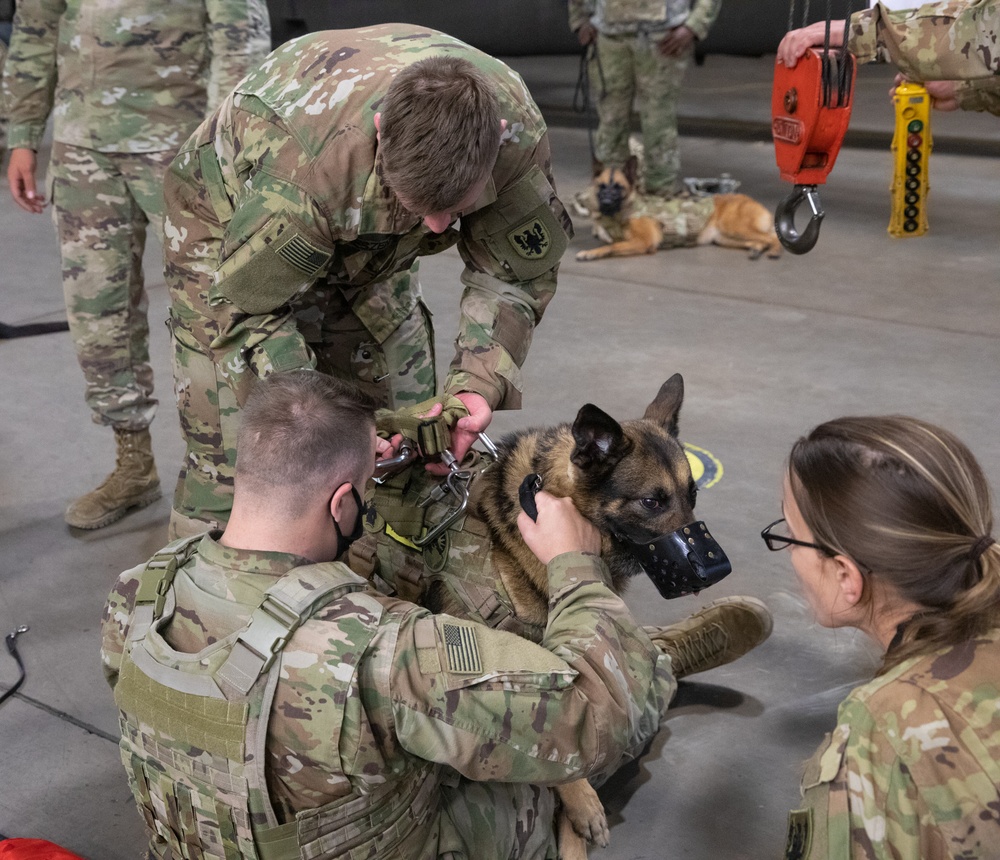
[235,372,375,516]
[379,56,501,213]
[788,415,999,673]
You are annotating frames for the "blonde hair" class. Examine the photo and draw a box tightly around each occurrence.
[379,56,501,213]
[788,415,999,673]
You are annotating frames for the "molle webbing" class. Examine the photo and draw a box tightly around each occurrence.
[117,558,378,860]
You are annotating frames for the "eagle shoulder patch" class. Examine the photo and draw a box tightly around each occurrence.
[507,218,551,260]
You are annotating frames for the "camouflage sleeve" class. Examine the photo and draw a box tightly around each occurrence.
[447,129,571,411]
[848,0,1000,80]
[954,76,1000,114]
[789,694,935,860]
[684,0,723,41]
[387,551,668,786]
[568,0,596,33]
[1,0,63,151]
[100,567,143,690]
[204,0,272,110]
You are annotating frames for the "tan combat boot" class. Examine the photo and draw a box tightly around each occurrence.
[645,596,773,680]
[65,427,161,529]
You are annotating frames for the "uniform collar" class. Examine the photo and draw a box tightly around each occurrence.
[197,531,314,577]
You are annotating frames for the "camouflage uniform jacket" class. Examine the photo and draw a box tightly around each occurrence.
[568,0,722,41]
[849,0,1000,83]
[166,25,571,413]
[1,0,270,152]
[785,627,1000,860]
[101,533,672,854]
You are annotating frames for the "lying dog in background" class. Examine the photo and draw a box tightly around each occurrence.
[355,374,721,860]
[575,156,782,261]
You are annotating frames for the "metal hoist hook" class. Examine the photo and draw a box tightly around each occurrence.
[774,184,825,254]
[771,40,856,254]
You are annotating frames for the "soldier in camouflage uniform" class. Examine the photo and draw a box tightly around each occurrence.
[762,415,1000,859]
[163,24,573,539]
[778,0,1000,115]
[101,371,677,860]
[568,0,722,197]
[0,0,11,168]
[1,0,270,530]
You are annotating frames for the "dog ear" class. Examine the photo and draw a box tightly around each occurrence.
[591,158,605,178]
[642,374,684,438]
[571,404,631,473]
[623,154,640,188]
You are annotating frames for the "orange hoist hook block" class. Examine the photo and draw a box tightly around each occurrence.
[772,48,857,253]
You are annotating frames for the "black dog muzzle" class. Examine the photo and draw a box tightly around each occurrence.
[622,521,732,599]
[596,183,627,217]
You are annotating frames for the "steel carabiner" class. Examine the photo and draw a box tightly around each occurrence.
[774,184,825,255]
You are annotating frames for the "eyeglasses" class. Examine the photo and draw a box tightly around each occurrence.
[760,518,831,554]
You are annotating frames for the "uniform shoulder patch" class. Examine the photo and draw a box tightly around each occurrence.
[275,234,332,276]
[784,808,813,860]
[507,218,551,260]
[442,622,483,674]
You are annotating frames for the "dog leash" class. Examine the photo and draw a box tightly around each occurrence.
[0,626,29,707]
[573,41,606,164]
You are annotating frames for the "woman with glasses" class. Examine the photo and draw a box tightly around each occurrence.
[761,415,1000,860]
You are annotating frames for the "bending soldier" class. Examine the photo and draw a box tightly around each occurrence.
[101,371,676,860]
[164,24,573,538]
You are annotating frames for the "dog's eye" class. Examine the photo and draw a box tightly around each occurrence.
[640,498,661,511]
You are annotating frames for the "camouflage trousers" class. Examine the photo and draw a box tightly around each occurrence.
[590,31,692,196]
[50,143,176,429]
[168,267,436,536]
[439,778,557,860]
[0,39,7,161]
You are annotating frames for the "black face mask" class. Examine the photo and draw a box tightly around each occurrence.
[333,485,366,559]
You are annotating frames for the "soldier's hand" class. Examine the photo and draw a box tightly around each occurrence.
[425,391,492,476]
[518,492,601,565]
[892,74,960,112]
[776,21,846,68]
[8,148,45,214]
[577,23,598,46]
[658,25,696,57]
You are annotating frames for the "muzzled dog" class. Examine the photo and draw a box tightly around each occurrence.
[576,156,782,261]
[355,374,731,860]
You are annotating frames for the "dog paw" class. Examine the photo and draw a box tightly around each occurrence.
[575,249,598,261]
[561,786,609,847]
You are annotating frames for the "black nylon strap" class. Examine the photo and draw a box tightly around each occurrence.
[0,627,28,706]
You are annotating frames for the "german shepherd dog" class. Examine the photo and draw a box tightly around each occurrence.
[575,156,782,261]
[360,374,701,860]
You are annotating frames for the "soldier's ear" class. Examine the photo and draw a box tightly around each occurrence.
[500,118,508,139]
[374,112,381,142]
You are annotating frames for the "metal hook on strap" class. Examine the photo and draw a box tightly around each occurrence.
[774,184,825,254]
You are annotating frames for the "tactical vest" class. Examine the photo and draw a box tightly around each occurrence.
[358,452,545,644]
[114,536,442,859]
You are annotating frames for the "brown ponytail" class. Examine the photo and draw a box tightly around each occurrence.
[788,416,1000,674]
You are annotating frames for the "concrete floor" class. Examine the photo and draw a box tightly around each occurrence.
[1,53,998,859]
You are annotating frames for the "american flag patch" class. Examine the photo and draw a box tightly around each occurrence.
[443,623,482,674]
